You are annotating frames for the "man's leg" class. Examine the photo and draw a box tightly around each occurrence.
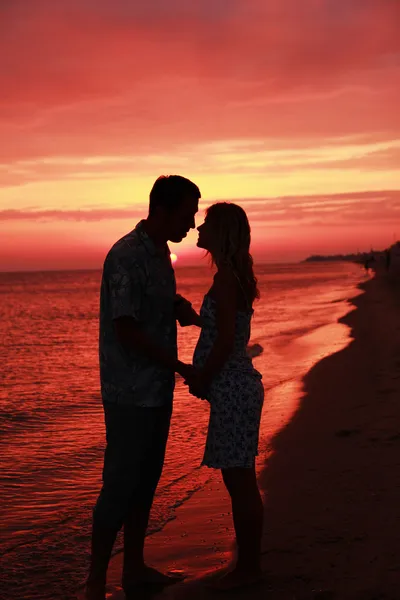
[86,519,118,600]
[122,405,179,588]
[86,404,142,599]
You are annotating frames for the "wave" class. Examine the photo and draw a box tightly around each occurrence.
[0,397,102,437]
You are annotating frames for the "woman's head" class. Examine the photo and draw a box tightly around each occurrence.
[197,202,260,303]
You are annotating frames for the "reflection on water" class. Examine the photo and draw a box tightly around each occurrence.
[0,262,362,599]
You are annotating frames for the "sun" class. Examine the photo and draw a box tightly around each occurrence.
[170,253,178,264]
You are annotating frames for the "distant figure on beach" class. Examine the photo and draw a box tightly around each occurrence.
[184,203,265,591]
[363,255,374,275]
[86,176,201,600]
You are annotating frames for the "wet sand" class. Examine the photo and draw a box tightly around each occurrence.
[102,272,400,600]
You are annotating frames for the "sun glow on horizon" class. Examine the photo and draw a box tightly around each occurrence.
[170,253,178,264]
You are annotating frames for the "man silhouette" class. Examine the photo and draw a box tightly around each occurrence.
[86,175,201,600]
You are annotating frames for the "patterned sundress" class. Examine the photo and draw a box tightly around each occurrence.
[193,294,264,469]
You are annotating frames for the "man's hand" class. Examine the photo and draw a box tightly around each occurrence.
[184,370,210,400]
[175,296,202,327]
[177,362,197,381]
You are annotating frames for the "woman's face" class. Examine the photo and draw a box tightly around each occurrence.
[196,217,216,251]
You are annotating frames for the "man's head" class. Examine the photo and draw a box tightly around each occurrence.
[148,175,201,243]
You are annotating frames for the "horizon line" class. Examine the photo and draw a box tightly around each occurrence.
[0,260,304,275]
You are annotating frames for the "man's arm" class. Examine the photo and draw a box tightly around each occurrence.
[107,256,191,378]
[114,316,191,378]
[175,294,202,327]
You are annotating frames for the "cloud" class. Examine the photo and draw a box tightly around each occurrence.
[0,0,398,248]
[1,137,399,189]
[0,0,399,162]
[1,190,398,229]
[248,190,400,228]
[0,207,145,222]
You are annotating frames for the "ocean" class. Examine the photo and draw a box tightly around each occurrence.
[0,262,363,599]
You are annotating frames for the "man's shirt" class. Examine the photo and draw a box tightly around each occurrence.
[99,220,177,407]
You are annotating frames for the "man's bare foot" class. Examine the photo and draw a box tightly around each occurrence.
[123,565,185,588]
[84,581,106,600]
[209,566,264,591]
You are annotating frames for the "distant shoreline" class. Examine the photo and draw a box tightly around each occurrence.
[304,240,399,264]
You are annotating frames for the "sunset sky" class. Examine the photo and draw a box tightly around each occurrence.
[1,0,399,271]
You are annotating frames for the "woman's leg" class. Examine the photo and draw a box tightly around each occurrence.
[217,465,263,587]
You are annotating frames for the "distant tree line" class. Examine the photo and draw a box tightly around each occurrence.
[304,241,400,265]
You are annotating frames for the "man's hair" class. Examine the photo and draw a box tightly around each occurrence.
[149,175,201,215]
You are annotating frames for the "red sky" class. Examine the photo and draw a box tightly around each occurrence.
[1,0,399,271]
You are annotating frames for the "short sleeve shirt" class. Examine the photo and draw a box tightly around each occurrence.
[99,220,177,407]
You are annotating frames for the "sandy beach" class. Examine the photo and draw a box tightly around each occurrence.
[94,271,400,600]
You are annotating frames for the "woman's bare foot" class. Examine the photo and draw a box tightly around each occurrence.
[209,566,263,591]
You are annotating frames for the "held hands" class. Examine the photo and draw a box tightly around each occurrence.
[178,362,197,382]
[178,362,209,400]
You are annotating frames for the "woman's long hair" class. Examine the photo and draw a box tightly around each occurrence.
[205,202,260,305]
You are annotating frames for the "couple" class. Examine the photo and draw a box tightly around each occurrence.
[86,175,264,599]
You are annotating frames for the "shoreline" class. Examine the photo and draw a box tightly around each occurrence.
[257,273,400,599]
[87,272,400,600]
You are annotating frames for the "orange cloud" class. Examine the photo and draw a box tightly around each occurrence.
[1,190,398,271]
[0,207,145,222]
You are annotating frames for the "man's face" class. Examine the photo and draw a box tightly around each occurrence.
[166,195,199,243]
